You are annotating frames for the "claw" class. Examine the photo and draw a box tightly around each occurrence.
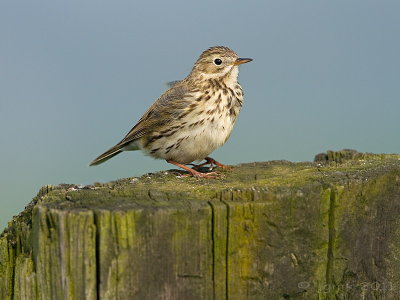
[168,159,220,179]
[192,171,219,179]
[191,157,232,170]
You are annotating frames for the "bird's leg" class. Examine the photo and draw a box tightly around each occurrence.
[167,159,218,178]
[188,161,211,170]
[205,157,232,169]
[191,157,232,170]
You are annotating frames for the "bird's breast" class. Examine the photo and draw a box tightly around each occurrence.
[140,84,244,164]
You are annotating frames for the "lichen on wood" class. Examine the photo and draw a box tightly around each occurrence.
[1,151,400,299]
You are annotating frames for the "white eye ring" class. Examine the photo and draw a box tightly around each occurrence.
[214,58,222,65]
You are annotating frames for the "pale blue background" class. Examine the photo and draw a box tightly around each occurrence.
[1,0,399,230]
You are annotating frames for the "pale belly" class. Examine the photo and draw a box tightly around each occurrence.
[140,111,238,164]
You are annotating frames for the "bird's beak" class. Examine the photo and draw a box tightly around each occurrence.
[234,58,253,65]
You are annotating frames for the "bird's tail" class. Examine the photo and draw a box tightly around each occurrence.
[89,144,123,166]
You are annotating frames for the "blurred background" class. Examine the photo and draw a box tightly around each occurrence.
[1,0,399,230]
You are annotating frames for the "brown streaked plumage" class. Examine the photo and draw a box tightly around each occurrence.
[89,46,252,178]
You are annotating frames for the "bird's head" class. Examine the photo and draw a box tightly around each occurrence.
[189,46,252,82]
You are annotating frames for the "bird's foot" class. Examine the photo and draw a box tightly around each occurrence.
[207,157,232,170]
[179,171,220,179]
[190,157,232,171]
[167,159,220,179]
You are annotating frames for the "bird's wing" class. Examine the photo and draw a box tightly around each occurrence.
[116,83,192,147]
[89,83,193,166]
[165,80,181,88]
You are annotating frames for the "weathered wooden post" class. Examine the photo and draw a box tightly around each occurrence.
[1,151,400,299]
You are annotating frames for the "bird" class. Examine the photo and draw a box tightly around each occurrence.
[89,46,252,178]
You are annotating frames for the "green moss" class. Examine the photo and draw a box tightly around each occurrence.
[13,255,37,299]
[1,151,400,299]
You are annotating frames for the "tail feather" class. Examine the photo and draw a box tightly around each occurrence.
[89,145,123,166]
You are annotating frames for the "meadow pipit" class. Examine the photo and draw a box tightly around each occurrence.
[90,46,252,178]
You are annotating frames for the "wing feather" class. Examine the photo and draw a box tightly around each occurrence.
[118,84,191,146]
[90,83,194,165]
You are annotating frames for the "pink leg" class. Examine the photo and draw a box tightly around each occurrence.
[205,157,231,169]
[167,159,218,178]
[191,157,232,170]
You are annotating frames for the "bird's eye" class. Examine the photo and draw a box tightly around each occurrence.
[214,58,222,65]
